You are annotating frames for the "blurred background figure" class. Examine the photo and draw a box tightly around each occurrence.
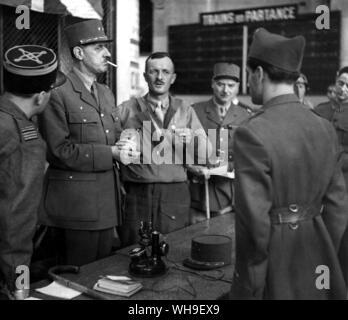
[327,84,338,102]
[294,73,313,109]
[316,66,348,286]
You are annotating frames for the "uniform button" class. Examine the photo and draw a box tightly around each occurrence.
[80,106,83,110]
[105,129,110,133]
[85,154,89,158]
[289,204,299,213]
[229,155,233,160]
[220,138,223,142]
[69,176,73,179]
[83,119,87,122]
[101,113,104,117]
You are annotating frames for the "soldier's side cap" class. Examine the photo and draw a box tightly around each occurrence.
[3,45,66,94]
[65,19,113,48]
[248,28,305,73]
[213,62,240,81]
[183,235,232,270]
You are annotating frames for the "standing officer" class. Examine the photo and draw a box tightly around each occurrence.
[38,20,135,266]
[0,45,65,299]
[230,28,348,299]
[315,67,348,187]
[294,73,313,109]
[315,66,348,286]
[117,52,210,246]
[188,63,253,223]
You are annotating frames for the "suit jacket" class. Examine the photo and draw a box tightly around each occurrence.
[0,96,46,291]
[38,70,122,230]
[231,94,348,299]
[189,98,252,213]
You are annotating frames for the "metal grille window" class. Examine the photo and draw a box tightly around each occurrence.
[0,0,116,95]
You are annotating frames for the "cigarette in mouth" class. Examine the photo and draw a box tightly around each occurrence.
[106,61,118,68]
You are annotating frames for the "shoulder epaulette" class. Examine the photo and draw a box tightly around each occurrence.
[247,108,264,120]
[238,102,255,115]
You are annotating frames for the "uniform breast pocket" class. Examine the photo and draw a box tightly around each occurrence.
[68,111,100,143]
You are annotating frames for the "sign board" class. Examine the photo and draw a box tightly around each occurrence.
[201,5,298,26]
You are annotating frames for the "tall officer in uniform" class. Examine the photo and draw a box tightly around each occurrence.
[315,67,348,187]
[230,28,348,299]
[38,20,135,266]
[315,66,348,286]
[117,52,210,246]
[0,45,65,299]
[188,63,253,222]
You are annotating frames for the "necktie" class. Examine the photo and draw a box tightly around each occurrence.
[154,101,164,124]
[91,82,99,105]
[219,105,227,119]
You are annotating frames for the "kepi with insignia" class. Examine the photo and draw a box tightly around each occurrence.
[3,44,66,94]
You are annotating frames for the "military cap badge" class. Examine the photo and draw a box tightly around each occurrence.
[3,44,65,94]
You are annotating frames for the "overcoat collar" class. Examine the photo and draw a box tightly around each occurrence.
[262,94,300,111]
[0,95,30,120]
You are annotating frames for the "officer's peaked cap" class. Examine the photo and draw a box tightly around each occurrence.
[64,19,112,48]
[213,63,240,82]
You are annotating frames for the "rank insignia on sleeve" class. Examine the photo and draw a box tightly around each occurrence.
[21,125,39,141]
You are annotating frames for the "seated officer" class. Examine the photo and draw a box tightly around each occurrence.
[188,63,253,223]
[0,45,65,299]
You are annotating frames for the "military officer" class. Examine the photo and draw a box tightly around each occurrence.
[294,73,313,109]
[38,20,137,266]
[230,28,348,299]
[188,63,253,222]
[315,67,348,187]
[0,45,65,299]
[315,66,348,286]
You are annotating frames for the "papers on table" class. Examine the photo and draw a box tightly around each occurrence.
[208,165,235,179]
[35,281,81,300]
[94,275,142,297]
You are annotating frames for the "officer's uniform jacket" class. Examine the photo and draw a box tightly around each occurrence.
[315,101,348,185]
[231,94,348,300]
[315,100,348,286]
[189,98,252,213]
[38,70,122,230]
[0,96,46,291]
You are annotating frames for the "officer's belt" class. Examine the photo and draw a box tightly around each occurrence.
[269,203,323,225]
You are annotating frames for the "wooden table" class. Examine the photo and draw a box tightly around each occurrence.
[32,213,235,300]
